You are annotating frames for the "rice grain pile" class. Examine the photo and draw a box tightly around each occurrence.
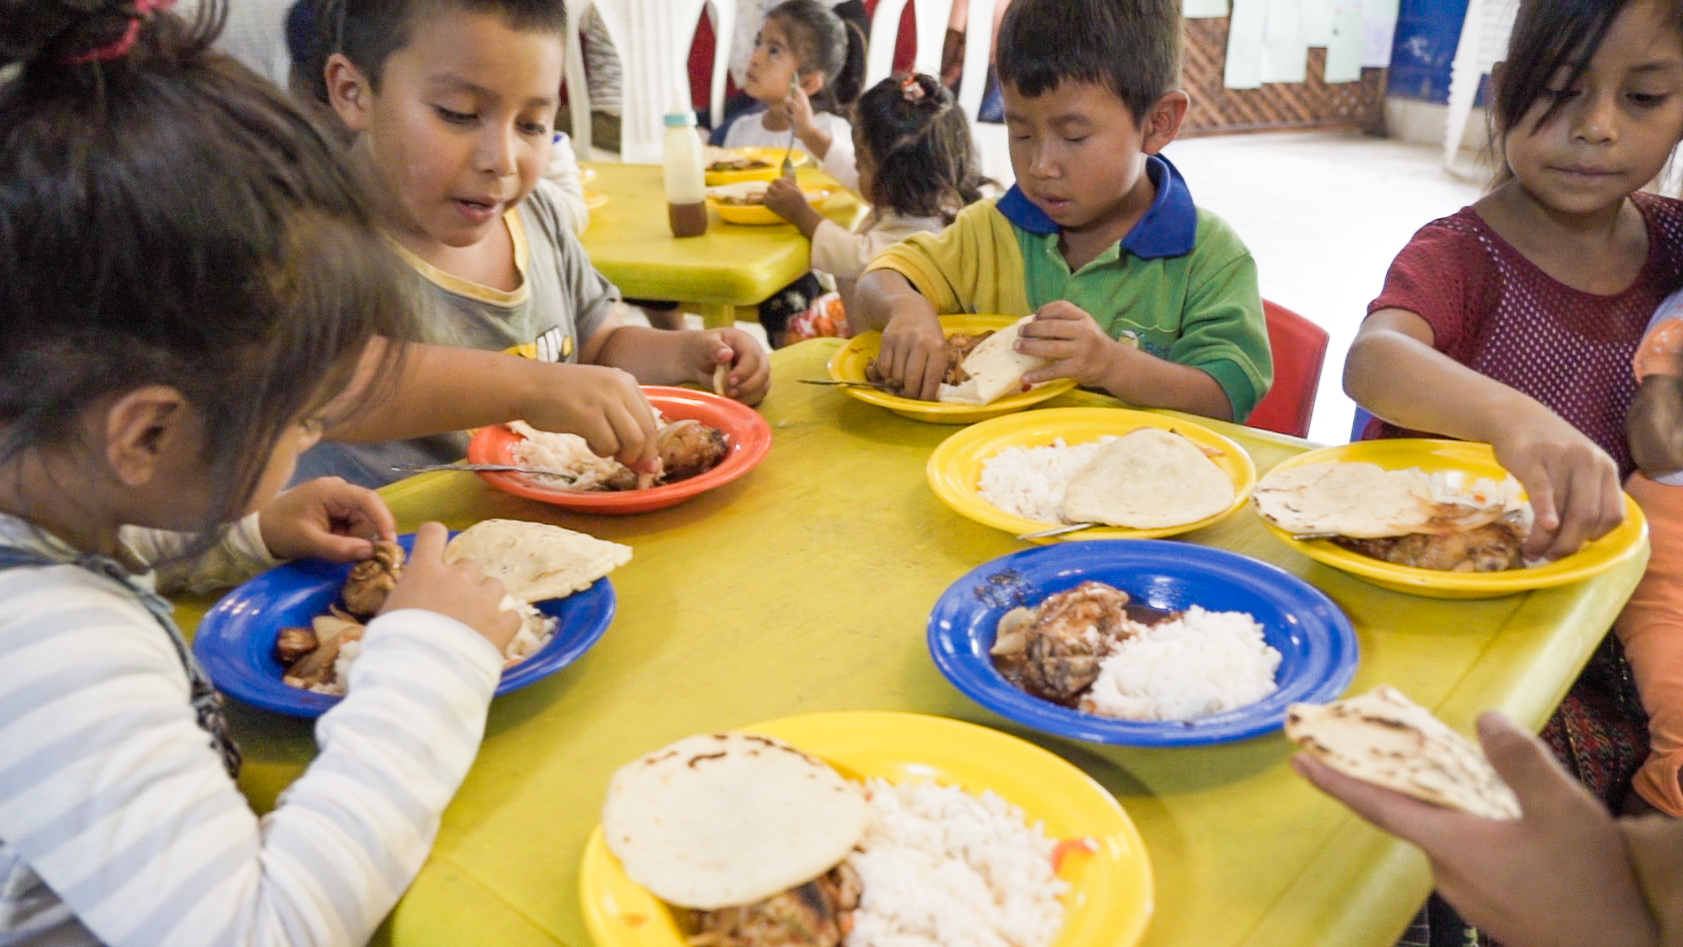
[1082,606,1281,721]
[844,779,1067,947]
[507,421,629,490]
[977,437,1116,524]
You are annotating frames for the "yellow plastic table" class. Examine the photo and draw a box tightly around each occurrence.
[578,162,864,327]
[181,339,1647,947]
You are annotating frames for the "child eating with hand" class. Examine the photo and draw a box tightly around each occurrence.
[852,0,1272,421]
[293,0,770,485]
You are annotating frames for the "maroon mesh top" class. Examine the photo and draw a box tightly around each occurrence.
[1364,191,1683,476]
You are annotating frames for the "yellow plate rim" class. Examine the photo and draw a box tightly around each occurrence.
[578,710,1154,947]
[926,407,1258,541]
[826,315,1079,423]
[702,146,811,184]
[1256,439,1648,595]
[706,188,832,226]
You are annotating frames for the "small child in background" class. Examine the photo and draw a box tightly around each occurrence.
[293,0,769,487]
[1615,289,1683,816]
[0,2,521,942]
[714,0,866,192]
[762,72,990,342]
[853,0,1272,421]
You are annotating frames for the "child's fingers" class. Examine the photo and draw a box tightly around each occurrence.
[323,481,397,541]
[306,531,380,563]
[409,522,449,565]
[608,402,660,473]
[1291,754,1478,850]
[1475,713,1593,823]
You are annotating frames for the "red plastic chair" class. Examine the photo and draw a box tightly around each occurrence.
[1245,301,1329,440]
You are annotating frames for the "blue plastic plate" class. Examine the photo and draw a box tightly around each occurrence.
[193,533,616,718]
[928,540,1358,746]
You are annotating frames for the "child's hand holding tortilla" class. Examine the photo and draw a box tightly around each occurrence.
[1017,302,1126,389]
[1294,713,1658,947]
[381,523,521,653]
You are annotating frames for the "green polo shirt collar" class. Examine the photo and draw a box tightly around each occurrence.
[994,155,1197,259]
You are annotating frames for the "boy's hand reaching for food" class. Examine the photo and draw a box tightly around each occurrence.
[381,522,520,652]
[523,363,660,474]
[1491,408,1624,561]
[690,328,769,405]
[1017,302,1124,388]
[879,309,949,401]
[260,477,397,563]
[1294,713,1658,947]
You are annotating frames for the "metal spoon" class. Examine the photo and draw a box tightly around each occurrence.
[780,78,799,180]
[389,462,574,478]
[1015,522,1099,541]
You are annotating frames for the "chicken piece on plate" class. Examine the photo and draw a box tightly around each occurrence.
[657,420,729,482]
[1332,522,1524,572]
[687,863,862,947]
[991,581,1138,703]
[342,540,405,616]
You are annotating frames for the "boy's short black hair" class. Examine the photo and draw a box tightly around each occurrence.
[294,0,566,103]
[995,0,1182,121]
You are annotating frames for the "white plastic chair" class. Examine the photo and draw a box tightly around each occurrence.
[863,0,953,90]
[566,0,735,163]
[1443,0,1516,171]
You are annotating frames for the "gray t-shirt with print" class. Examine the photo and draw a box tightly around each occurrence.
[294,180,620,488]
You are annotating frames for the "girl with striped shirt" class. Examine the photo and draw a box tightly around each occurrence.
[0,2,521,943]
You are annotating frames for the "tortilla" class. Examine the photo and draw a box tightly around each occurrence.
[601,732,871,909]
[712,363,729,396]
[1254,462,1528,539]
[1253,462,1439,538]
[443,519,631,602]
[1061,428,1236,528]
[938,317,1050,406]
[1286,686,1521,820]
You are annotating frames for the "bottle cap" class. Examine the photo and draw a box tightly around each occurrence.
[664,111,697,127]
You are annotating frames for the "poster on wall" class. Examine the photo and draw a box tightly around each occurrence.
[1224,0,1374,88]
[1184,0,1230,17]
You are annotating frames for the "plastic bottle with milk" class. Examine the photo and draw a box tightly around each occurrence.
[662,105,707,238]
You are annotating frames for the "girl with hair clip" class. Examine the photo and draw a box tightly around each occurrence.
[713,0,867,193]
[764,72,991,342]
[0,2,524,944]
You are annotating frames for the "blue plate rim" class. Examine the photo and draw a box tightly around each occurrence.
[192,532,617,718]
[927,539,1359,746]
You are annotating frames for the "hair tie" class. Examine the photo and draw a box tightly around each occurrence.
[62,0,172,66]
[900,73,926,103]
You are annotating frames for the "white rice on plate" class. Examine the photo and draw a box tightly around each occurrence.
[507,420,639,490]
[977,437,1115,524]
[844,779,1068,947]
[1081,606,1281,721]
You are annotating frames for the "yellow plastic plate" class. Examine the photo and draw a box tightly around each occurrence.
[579,710,1153,947]
[926,407,1257,542]
[579,165,599,184]
[703,146,810,185]
[827,314,1079,423]
[707,188,831,226]
[585,189,608,209]
[1256,439,1648,599]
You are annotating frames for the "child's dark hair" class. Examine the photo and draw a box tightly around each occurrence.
[995,0,1182,122]
[292,0,567,106]
[855,73,988,223]
[0,0,413,537]
[1487,0,1679,179]
[766,0,867,114]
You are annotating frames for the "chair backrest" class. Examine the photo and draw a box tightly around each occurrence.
[1246,300,1329,440]
[865,0,953,89]
[566,0,734,162]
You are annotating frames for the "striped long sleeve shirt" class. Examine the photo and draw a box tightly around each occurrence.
[0,514,504,946]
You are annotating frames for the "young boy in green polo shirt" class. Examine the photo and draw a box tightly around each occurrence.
[853,0,1272,422]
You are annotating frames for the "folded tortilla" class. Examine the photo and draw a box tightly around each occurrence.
[1061,428,1236,529]
[1254,462,1526,539]
[938,317,1050,406]
[1287,686,1521,819]
[443,518,631,602]
[601,732,870,909]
